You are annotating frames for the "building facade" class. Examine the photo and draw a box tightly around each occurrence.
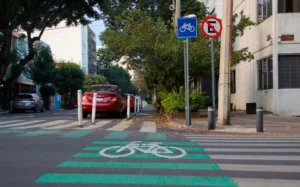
[33,23,97,74]
[206,0,300,116]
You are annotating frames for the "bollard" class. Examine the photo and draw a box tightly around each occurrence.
[256,107,264,132]
[137,99,140,113]
[92,93,97,124]
[134,97,137,114]
[77,90,83,127]
[10,101,13,112]
[208,107,216,130]
[127,95,130,118]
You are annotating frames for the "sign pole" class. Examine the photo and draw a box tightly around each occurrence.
[185,38,191,126]
[211,38,216,110]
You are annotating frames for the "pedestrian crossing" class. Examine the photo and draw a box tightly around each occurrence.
[0,119,159,137]
[184,134,300,187]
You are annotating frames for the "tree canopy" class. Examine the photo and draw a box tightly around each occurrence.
[83,74,108,92]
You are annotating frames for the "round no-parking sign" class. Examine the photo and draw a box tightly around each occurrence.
[201,16,222,38]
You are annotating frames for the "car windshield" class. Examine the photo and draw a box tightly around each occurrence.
[87,86,115,93]
[16,95,32,99]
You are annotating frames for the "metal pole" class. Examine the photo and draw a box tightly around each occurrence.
[92,93,96,124]
[185,38,191,126]
[208,107,216,130]
[175,0,181,28]
[77,90,83,127]
[256,107,264,132]
[127,95,130,118]
[211,39,216,110]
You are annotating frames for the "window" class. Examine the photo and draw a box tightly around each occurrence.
[231,70,236,93]
[278,0,300,13]
[279,55,300,89]
[257,0,273,24]
[258,57,273,90]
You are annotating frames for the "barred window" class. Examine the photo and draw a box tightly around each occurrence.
[258,57,273,90]
[279,55,300,89]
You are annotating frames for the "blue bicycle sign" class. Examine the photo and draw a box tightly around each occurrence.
[177,17,198,39]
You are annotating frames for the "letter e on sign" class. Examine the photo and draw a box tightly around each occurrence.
[201,16,222,38]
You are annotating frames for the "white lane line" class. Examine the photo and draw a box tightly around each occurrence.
[140,121,156,132]
[190,139,300,143]
[78,120,111,130]
[205,148,300,152]
[185,135,300,139]
[107,121,130,131]
[14,120,69,129]
[220,164,300,172]
[196,143,300,147]
[0,120,45,128]
[0,120,22,125]
[210,155,300,161]
[46,121,88,129]
[233,178,300,187]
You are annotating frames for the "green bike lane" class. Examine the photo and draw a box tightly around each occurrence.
[35,131,239,187]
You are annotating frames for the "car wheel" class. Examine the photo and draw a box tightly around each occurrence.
[40,107,44,113]
[34,106,39,113]
[83,112,88,119]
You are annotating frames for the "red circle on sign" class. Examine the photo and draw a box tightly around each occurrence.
[201,16,222,38]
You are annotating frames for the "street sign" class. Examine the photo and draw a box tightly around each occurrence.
[177,17,198,39]
[201,16,222,38]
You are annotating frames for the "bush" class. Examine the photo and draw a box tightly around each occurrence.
[161,87,207,114]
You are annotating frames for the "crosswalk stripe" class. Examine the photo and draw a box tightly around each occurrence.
[195,143,300,147]
[0,120,22,125]
[140,121,156,132]
[210,155,300,161]
[0,120,45,128]
[185,135,300,139]
[14,120,69,129]
[103,131,130,140]
[205,148,300,152]
[77,120,111,130]
[233,178,300,187]
[17,129,58,137]
[46,121,88,129]
[36,173,238,186]
[190,139,300,143]
[219,164,300,172]
[107,121,131,131]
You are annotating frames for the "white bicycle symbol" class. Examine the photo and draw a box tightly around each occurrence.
[180,23,195,32]
[99,141,187,159]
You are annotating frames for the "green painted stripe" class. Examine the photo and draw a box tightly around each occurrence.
[58,161,220,170]
[0,129,19,135]
[59,130,94,138]
[83,146,205,152]
[17,129,58,137]
[93,141,198,146]
[73,153,210,159]
[146,133,166,140]
[103,131,130,140]
[36,173,237,186]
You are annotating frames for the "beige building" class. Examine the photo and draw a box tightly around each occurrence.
[205,0,300,116]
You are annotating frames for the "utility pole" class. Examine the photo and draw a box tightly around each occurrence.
[175,0,181,27]
[217,0,233,126]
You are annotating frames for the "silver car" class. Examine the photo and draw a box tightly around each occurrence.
[12,93,44,113]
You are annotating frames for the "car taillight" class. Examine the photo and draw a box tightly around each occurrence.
[82,95,88,102]
[111,97,117,102]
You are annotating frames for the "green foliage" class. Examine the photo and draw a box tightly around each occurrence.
[161,87,207,114]
[83,74,108,92]
[23,48,56,86]
[100,66,137,94]
[54,62,85,96]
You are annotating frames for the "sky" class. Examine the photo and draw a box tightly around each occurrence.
[89,20,106,48]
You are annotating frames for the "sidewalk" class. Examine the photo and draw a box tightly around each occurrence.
[168,111,300,136]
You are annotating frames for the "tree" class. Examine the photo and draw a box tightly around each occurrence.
[23,46,56,109]
[83,74,108,92]
[100,66,137,94]
[55,62,85,109]
[0,0,101,106]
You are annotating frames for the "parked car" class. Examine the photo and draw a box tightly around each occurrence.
[125,94,135,112]
[12,93,44,113]
[82,84,126,118]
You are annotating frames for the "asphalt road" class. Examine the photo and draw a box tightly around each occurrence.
[0,107,300,187]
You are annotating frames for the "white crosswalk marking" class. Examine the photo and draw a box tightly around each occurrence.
[210,155,300,161]
[80,120,111,130]
[205,148,300,152]
[14,120,69,129]
[140,121,156,132]
[220,164,300,172]
[193,142,300,147]
[233,178,300,187]
[0,120,22,125]
[107,121,129,131]
[46,121,88,129]
[0,120,45,128]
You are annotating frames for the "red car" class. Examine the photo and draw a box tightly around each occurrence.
[125,94,135,112]
[82,84,126,118]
